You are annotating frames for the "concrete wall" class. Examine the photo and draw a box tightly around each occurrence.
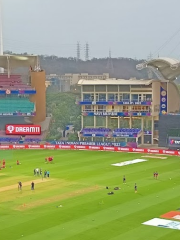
[158,115,180,147]
[167,82,180,113]
[152,81,160,116]
[30,71,46,123]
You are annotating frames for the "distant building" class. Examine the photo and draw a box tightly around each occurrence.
[47,73,109,87]
[77,78,180,146]
[46,74,70,92]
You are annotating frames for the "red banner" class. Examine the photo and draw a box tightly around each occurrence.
[5,125,41,135]
[0,144,179,156]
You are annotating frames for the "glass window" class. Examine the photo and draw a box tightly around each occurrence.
[99,94,106,101]
[83,94,91,101]
[84,106,92,112]
[108,94,114,101]
[123,93,130,101]
[95,93,99,101]
[154,121,159,130]
[97,105,106,112]
[131,94,138,101]
[146,94,152,101]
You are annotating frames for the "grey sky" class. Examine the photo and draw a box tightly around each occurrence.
[2,0,180,59]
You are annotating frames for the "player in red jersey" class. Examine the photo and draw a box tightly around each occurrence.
[2,159,5,168]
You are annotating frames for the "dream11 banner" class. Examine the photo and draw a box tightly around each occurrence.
[5,125,41,135]
[160,85,167,114]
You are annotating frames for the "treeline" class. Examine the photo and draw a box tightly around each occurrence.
[40,56,148,79]
[46,92,81,140]
[4,51,148,80]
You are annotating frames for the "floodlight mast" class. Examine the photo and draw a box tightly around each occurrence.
[0,0,4,73]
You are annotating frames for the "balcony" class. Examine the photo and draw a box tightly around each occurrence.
[77,99,152,106]
[82,111,151,117]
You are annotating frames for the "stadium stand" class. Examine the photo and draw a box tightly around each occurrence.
[0,74,32,89]
[0,132,41,143]
[0,55,48,144]
[0,96,35,114]
[0,117,42,143]
[113,128,141,137]
[80,128,142,137]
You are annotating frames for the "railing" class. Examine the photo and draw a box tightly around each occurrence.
[80,99,152,102]
[82,110,151,113]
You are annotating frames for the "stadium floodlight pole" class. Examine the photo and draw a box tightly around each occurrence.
[0,0,4,73]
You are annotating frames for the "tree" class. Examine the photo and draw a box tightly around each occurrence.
[46,92,81,139]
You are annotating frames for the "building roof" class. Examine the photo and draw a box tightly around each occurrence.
[78,78,161,86]
[0,55,38,70]
[143,57,180,81]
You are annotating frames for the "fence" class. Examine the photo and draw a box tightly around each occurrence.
[0,144,179,156]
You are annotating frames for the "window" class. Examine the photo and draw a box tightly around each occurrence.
[95,93,99,101]
[99,94,106,101]
[123,93,130,101]
[97,105,106,112]
[123,106,129,111]
[90,94,94,101]
[154,121,159,130]
[84,106,92,112]
[143,94,152,101]
[131,94,138,101]
[108,94,114,101]
[83,94,91,101]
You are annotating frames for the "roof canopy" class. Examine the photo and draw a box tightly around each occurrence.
[137,57,180,81]
[78,79,161,86]
[0,55,38,70]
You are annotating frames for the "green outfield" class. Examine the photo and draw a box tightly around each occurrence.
[0,150,180,240]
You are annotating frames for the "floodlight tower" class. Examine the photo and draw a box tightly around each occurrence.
[77,41,81,61]
[107,49,114,75]
[85,42,89,61]
[0,0,4,73]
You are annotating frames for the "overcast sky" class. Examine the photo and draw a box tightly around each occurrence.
[2,0,180,60]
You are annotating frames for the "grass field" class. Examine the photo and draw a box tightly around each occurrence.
[1,150,180,240]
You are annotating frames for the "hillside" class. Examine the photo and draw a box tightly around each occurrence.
[40,56,148,79]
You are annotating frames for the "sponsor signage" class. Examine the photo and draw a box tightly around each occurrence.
[168,137,180,148]
[0,144,179,156]
[161,211,180,220]
[112,159,147,167]
[160,86,167,114]
[146,149,160,153]
[83,112,151,117]
[78,101,151,106]
[51,141,136,147]
[143,218,180,230]
[5,125,41,135]
[0,89,36,94]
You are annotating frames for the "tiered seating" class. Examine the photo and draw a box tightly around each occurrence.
[0,97,34,114]
[113,128,141,137]
[80,128,142,137]
[80,128,111,137]
[81,128,111,134]
[0,74,31,90]
[0,130,42,143]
